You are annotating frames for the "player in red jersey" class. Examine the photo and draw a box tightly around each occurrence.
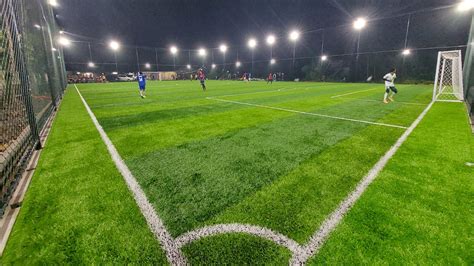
[198,69,206,91]
[267,72,274,84]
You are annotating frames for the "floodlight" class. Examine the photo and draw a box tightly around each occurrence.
[236,61,241,67]
[353,18,367,30]
[88,62,95,67]
[187,64,191,69]
[170,46,178,55]
[289,30,300,41]
[109,40,120,51]
[145,63,151,68]
[58,36,71,46]
[198,48,207,57]
[219,44,228,53]
[212,64,216,69]
[458,0,474,11]
[266,35,276,45]
[270,58,276,64]
[321,55,328,61]
[112,71,118,75]
[34,24,41,29]
[59,30,64,34]
[402,49,411,56]
[48,0,58,7]
[248,38,257,49]
[51,47,57,51]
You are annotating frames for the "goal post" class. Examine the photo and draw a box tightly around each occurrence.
[433,50,464,102]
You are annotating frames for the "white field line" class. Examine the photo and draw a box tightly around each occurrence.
[175,224,304,254]
[76,83,435,265]
[74,85,187,265]
[335,97,427,106]
[290,101,435,265]
[216,87,304,98]
[207,97,407,129]
[330,88,379,98]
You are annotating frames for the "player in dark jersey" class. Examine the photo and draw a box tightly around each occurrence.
[267,72,274,84]
[198,69,206,91]
[137,72,146,98]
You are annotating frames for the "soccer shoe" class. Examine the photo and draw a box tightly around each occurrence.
[389,96,395,102]
[383,99,389,104]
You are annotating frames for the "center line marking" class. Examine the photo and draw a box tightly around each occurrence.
[207,97,408,129]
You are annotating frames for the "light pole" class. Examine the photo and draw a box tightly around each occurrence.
[247,38,257,74]
[220,44,227,70]
[266,35,276,72]
[266,35,276,59]
[135,47,140,72]
[109,40,120,73]
[353,18,367,81]
[289,30,300,74]
[170,46,178,70]
[353,18,367,59]
[87,42,95,69]
[198,48,206,67]
[155,48,159,71]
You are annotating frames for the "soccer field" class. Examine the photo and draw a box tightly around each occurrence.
[3,80,473,264]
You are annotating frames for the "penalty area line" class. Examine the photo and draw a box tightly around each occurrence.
[334,97,428,106]
[207,97,407,129]
[291,101,436,264]
[330,88,379,98]
[74,84,186,265]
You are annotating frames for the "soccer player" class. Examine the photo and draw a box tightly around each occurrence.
[383,68,398,104]
[198,69,206,91]
[267,72,274,84]
[137,72,146,98]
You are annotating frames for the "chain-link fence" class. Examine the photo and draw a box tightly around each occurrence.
[464,15,474,121]
[0,0,66,217]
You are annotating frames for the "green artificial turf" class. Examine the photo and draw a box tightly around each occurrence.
[1,87,167,264]
[2,80,472,264]
[310,102,474,264]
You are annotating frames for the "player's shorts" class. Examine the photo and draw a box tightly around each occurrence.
[200,80,205,85]
[385,86,397,93]
[139,84,146,91]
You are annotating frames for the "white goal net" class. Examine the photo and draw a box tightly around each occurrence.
[433,50,464,102]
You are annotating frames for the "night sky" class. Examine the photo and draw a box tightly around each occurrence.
[55,0,471,75]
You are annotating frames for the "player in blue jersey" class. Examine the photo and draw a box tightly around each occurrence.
[137,72,146,98]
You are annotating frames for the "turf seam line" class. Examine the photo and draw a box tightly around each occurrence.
[207,97,408,129]
[290,101,435,265]
[74,84,187,265]
[330,88,379,98]
[175,223,304,254]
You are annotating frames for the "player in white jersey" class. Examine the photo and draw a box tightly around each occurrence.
[383,68,398,104]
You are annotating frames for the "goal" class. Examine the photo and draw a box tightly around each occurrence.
[433,50,464,102]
